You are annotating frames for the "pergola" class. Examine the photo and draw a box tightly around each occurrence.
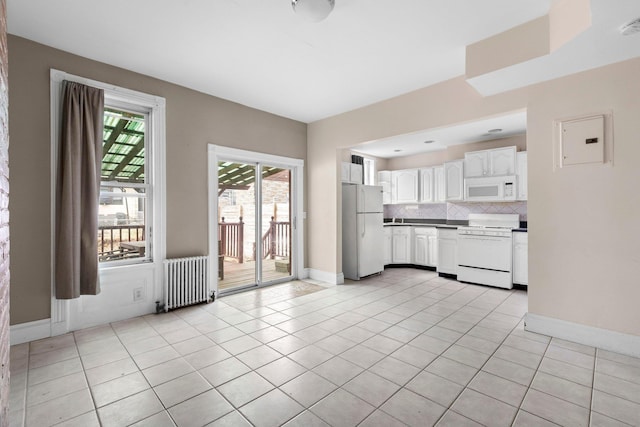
[217,162,288,195]
[102,108,146,184]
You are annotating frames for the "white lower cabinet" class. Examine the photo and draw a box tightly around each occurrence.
[413,227,437,267]
[437,228,458,275]
[383,227,392,265]
[512,232,528,285]
[391,227,412,264]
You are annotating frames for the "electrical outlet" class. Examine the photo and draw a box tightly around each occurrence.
[133,287,144,301]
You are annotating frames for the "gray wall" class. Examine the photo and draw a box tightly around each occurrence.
[8,35,307,325]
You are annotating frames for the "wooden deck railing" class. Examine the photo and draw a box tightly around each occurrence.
[219,217,244,263]
[219,217,290,263]
[98,224,145,259]
[259,217,290,260]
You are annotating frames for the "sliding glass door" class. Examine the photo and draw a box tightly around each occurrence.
[216,159,295,294]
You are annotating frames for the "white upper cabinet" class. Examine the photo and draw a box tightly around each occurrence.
[434,166,445,203]
[419,168,434,203]
[444,160,464,201]
[378,171,392,204]
[464,151,488,178]
[341,162,363,184]
[341,162,351,182]
[464,146,516,178]
[516,151,527,201]
[490,147,517,175]
[392,169,419,204]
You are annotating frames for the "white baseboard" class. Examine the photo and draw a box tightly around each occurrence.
[10,319,51,346]
[525,313,640,358]
[300,268,310,280]
[308,269,345,285]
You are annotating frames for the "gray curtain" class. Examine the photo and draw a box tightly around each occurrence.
[55,81,104,299]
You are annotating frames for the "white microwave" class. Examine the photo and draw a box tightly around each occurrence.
[464,176,516,202]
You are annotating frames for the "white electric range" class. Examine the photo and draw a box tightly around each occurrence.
[457,213,520,289]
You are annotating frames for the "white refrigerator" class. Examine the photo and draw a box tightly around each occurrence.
[342,184,384,280]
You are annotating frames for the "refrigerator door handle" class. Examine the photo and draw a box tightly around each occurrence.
[361,216,366,238]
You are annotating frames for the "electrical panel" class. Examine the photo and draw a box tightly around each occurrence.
[560,115,604,166]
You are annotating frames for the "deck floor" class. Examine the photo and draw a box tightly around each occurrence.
[218,258,291,291]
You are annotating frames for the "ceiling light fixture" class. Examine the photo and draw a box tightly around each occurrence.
[291,0,335,23]
[620,17,640,36]
[487,128,503,133]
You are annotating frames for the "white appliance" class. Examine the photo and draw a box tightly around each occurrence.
[457,213,520,289]
[464,175,517,202]
[342,184,384,280]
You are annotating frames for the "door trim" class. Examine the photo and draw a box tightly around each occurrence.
[208,145,304,298]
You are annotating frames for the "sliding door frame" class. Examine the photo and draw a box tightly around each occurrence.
[208,145,304,297]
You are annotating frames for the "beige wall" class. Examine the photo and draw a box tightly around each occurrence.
[308,58,640,337]
[382,134,526,171]
[8,36,307,325]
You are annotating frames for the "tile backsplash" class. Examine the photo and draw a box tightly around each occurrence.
[384,201,527,221]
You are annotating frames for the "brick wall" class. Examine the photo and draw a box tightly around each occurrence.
[0,0,10,422]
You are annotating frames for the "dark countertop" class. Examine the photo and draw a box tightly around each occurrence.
[384,218,527,231]
[383,218,466,228]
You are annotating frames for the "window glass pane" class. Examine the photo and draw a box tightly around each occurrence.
[98,189,147,262]
[102,109,146,184]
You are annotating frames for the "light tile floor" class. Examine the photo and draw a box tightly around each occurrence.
[8,269,640,426]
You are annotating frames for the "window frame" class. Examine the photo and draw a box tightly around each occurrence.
[50,69,166,272]
[363,157,375,185]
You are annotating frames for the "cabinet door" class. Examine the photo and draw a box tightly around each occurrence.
[350,163,363,184]
[392,230,411,263]
[419,168,434,203]
[414,234,428,265]
[393,170,419,204]
[437,238,457,274]
[428,235,438,267]
[383,227,392,265]
[512,233,528,285]
[434,166,445,202]
[490,146,516,176]
[341,162,351,182]
[444,160,464,201]
[464,151,488,177]
[516,151,527,200]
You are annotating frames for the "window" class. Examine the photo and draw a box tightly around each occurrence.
[363,157,375,185]
[98,107,151,263]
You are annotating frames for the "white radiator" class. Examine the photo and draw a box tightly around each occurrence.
[163,256,211,311]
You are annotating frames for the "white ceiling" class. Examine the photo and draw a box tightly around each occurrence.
[7,0,640,161]
[8,0,553,123]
